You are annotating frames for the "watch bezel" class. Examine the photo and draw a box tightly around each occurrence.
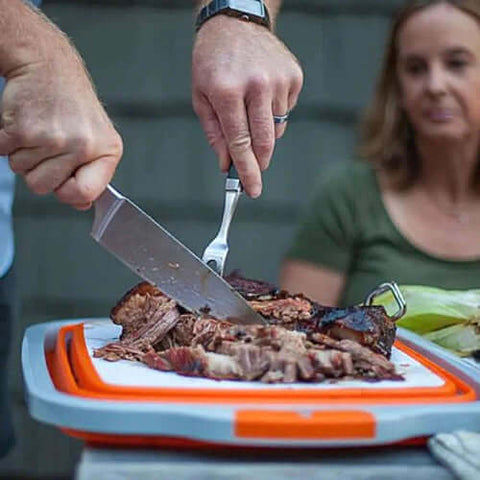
[195,0,271,32]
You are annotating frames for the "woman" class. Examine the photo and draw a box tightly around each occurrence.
[281,0,480,307]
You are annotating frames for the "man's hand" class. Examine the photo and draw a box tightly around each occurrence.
[192,15,303,198]
[0,1,122,210]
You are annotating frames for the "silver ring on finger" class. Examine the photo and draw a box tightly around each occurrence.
[273,112,290,124]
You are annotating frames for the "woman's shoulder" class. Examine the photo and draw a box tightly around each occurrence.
[314,160,378,199]
[320,159,375,182]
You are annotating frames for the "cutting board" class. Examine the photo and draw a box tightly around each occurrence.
[21,318,480,448]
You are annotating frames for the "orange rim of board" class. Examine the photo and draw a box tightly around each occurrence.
[46,323,477,405]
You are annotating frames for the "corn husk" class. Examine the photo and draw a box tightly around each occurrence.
[372,285,480,334]
[423,321,480,357]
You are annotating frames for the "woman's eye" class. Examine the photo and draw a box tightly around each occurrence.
[405,63,425,75]
[448,58,468,70]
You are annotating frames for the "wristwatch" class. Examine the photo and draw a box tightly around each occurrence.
[195,0,271,32]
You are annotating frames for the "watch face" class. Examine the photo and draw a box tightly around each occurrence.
[196,0,270,31]
[231,0,264,17]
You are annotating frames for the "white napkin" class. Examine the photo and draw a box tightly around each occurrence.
[428,431,480,480]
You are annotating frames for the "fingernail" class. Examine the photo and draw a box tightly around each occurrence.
[250,184,262,198]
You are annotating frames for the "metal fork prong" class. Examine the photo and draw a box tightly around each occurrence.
[202,179,242,276]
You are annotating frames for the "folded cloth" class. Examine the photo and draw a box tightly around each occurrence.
[428,431,480,480]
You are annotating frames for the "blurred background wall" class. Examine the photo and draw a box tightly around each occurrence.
[1,0,404,477]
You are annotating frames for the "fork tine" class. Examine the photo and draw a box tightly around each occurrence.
[202,241,227,276]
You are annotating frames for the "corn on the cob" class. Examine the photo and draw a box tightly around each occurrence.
[372,285,480,334]
[371,285,480,356]
[424,321,480,357]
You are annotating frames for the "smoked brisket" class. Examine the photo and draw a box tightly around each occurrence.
[94,274,401,383]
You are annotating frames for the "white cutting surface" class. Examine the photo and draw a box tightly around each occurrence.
[83,321,445,390]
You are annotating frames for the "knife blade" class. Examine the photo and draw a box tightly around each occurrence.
[91,185,265,326]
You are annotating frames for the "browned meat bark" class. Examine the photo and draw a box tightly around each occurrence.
[224,270,279,299]
[226,273,396,358]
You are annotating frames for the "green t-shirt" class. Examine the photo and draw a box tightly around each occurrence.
[286,161,480,307]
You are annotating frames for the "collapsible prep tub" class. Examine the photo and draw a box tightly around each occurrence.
[22,318,480,448]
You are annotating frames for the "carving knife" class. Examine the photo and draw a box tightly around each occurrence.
[91,185,265,326]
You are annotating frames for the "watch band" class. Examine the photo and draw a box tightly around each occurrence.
[195,0,271,32]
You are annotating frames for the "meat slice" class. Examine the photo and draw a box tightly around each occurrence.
[225,270,279,300]
[310,333,401,380]
[311,305,396,359]
[94,282,182,361]
[110,282,170,341]
[155,314,197,350]
[249,295,312,322]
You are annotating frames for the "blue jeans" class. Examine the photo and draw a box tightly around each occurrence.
[0,266,15,458]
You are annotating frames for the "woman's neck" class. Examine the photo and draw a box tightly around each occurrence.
[416,136,479,203]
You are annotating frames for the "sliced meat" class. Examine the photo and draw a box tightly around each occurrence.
[94,290,181,361]
[225,271,279,300]
[95,274,403,383]
[249,296,313,322]
[311,305,396,359]
[143,347,242,380]
[110,282,171,341]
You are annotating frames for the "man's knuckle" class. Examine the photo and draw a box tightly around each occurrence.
[228,134,252,153]
[232,158,251,173]
[12,126,32,145]
[250,119,273,138]
[25,176,47,195]
[110,132,123,160]
[76,183,97,203]
[248,74,270,94]
[212,82,242,103]
[71,138,93,163]
[291,68,304,91]
[273,74,291,93]
[20,127,65,151]
[8,156,23,173]
[255,139,274,157]
[45,133,67,151]
[206,131,222,149]
[192,96,203,116]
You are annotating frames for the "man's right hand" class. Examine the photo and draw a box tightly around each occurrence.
[0,0,123,210]
[192,14,303,198]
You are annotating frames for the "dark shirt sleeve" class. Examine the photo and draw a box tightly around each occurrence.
[286,163,359,273]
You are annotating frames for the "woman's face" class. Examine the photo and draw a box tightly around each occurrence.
[396,3,480,143]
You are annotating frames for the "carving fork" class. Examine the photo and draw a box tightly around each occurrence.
[202,164,242,276]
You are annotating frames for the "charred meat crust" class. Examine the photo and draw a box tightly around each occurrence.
[227,273,396,359]
[224,270,280,300]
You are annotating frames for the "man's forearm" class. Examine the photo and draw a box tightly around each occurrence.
[0,0,70,76]
[194,0,282,25]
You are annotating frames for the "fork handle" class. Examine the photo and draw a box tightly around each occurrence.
[226,162,242,192]
[228,162,240,180]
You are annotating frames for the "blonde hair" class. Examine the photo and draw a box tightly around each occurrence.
[359,0,480,189]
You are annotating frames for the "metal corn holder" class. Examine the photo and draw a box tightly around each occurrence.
[364,282,406,321]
